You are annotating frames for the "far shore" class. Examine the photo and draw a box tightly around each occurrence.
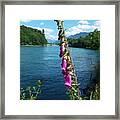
[20,44,99,51]
[20,44,59,47]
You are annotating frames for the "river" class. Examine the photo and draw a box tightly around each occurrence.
[20,46,100,100]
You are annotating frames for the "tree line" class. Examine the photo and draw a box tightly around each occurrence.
[68,29,100,50]
[20,25,47,45]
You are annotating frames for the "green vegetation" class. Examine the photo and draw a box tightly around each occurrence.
[81,63,100,100]
[20,80,43,100]
[66,62,100,100]
[68,29,100,50]
[20,25,47,45]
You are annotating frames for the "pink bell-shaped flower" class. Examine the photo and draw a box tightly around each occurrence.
[60,44,65,57]
[64,74,72,88]
[61,58,67,74]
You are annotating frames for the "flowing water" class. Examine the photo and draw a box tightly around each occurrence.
[20,45,100,100]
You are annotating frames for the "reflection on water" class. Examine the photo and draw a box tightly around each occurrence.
[20,46,100,100]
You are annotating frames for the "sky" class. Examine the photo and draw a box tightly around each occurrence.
[20,20,100,41]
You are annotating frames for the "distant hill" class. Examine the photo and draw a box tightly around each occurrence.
[47,39,59,44]
[20,25,47,45]
[67,29,100,50]
[68,32,89,39]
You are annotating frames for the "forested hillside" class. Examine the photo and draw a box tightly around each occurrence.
[20,25,47,45]
[68,29,100,50]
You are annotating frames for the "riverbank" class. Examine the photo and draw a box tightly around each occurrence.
[69,45,100,51]
[21,44,59,47]
[20,44,100,51]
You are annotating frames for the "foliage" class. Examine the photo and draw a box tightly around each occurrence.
[20,25,47,45]
[66,86,82,100]
[81,83,100,100]
[20,80,43,100]
[65,62,100,100]
[81,63,100,100]
[55,20,81,100]
[68,29,100,50]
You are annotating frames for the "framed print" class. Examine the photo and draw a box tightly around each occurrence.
[0,0,119,119]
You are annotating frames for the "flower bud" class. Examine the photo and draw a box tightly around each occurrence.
[64,74,72,88]
[60,43,66,57]
[61,58,67,74]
